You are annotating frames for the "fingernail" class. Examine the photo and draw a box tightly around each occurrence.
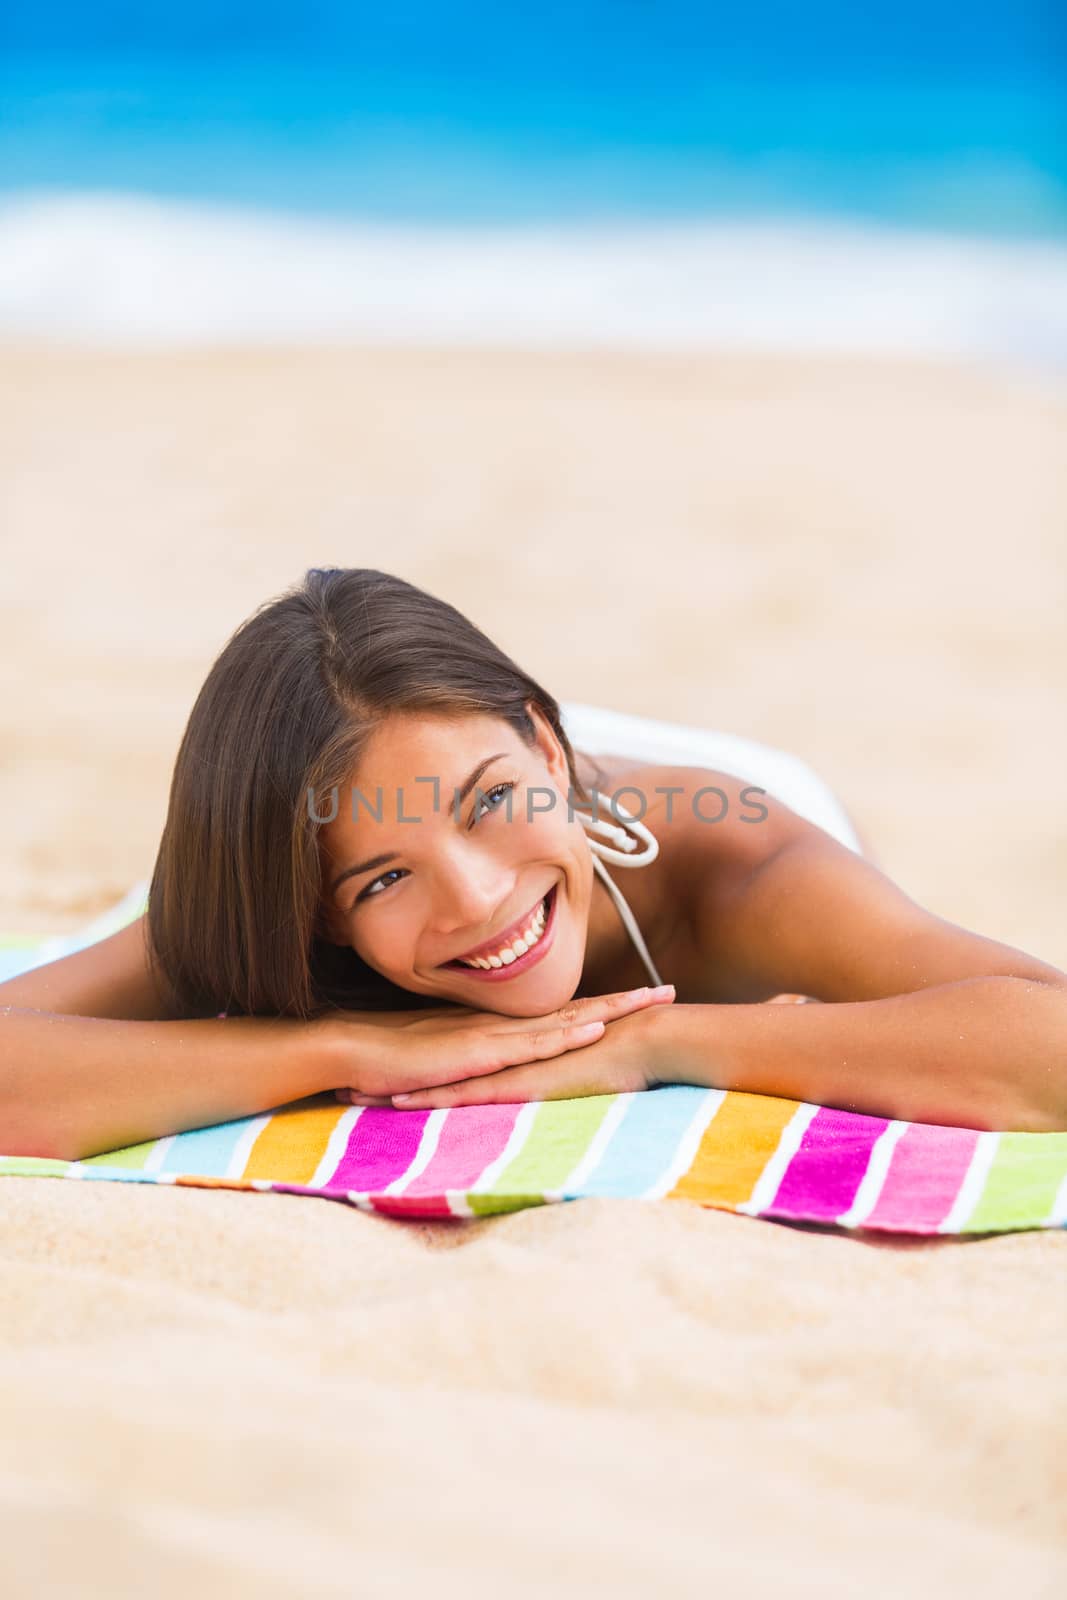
[651,985,675,996]
[392,1093,413,1104]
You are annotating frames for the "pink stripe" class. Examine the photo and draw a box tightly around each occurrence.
[402,1103,525,1196]
[863,1122,980,1233]
[766,1107,890,1222]
[327,1106,433,1194]
[370,1194,460,1218]
[241,1182,454,1219]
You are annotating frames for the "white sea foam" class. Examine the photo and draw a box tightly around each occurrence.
[1,190,1065,372]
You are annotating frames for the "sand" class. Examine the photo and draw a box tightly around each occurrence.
[0,343,1064,1595]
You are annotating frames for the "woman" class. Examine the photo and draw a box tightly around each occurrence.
[2,567,1065,1162]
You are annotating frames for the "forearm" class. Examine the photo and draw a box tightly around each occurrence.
[0,1008,336,1163]
[667,978,1067,1132]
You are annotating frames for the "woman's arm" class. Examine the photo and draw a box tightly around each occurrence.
[667,817,1067,1130]
[663,979,1067,1130]
[0,912,337,1159]
[0,912,341,1161]
[0,921,672,1159]
[0,1008,334,1163]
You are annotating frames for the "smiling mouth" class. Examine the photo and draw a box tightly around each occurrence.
[440,883,558,971]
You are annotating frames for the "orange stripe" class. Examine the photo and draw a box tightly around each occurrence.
[668,1091,801,1207]
[173,1176,258,1191]
[241,1103,349,1184]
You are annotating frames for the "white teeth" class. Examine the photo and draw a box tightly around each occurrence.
[458,893,549,969]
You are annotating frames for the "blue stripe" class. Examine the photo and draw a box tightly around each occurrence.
[158,1115,262,1177]
[78,1166,160,1184]
[569,1085,709,1197]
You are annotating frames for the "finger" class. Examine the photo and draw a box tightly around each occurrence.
[381,1016,608,1096]
[461,1017,609,1077]
[391,1055,592,1111]
[493,984,675,1033]
[335,1089,393,1107]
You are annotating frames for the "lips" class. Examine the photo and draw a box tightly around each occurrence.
[441,884,555,968]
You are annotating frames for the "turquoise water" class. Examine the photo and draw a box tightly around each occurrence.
[2,6,1064,361]
[2,3,1065,237]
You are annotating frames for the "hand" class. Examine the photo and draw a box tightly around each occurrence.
[322,984,677,1105]
[339,995,682,1111]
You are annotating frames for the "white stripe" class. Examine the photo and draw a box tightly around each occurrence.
[348,1107,543,1203]
[736,1102,820,1216]
[348,1105,542,1210]
[310,1106,363,1188]
[543,1092,635,1202]
[380,1108,448,1197]
[1045,1166,1067,1229]
[142,1135,175,1174]
[836,1119,908,1229]
[641,1089,726,1200]
[938,1130,1000,1233]
[224,1115,272,1180]
[440,1103,543,1216]
[469,1101,540,1193]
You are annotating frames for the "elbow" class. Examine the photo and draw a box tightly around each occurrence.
[0,1119,85,1164]
[1000,981,1067,1132]
[1002,1062,1067,1134]
[1010,1088,1067,1134]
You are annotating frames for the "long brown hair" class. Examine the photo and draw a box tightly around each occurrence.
[147,567,595,1020]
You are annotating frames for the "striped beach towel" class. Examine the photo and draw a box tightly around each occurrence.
[1,886,1065,1236]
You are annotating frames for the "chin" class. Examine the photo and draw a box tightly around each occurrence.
[479,968,583,1018]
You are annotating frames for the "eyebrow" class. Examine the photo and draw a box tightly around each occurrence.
[328,753,509,898]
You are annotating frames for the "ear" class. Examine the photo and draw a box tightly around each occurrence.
[524,700,571,790]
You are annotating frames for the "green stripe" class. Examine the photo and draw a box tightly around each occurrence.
[468,1094,617,1217]
[0,1156,73,1177]
[81,1140,158,1171]
[964,1132,1067,1232]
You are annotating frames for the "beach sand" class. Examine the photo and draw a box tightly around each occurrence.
[1,344,1064,1595]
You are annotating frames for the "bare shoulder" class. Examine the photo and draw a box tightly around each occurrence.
[574,749,1067,1005]
[0,911,181,1021]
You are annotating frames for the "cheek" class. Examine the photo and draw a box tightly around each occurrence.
[523,803,573,849]
[358,903,423,974]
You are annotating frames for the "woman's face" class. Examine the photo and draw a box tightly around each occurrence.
[316,705,595,1015]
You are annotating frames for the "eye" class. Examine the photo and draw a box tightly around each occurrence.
[354,867,407,906]
[470,780,516,827]
[351,780,518,910]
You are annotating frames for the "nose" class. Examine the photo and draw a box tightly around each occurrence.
[429,843,518,939]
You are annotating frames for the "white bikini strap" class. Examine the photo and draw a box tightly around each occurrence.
[590,853,665,989]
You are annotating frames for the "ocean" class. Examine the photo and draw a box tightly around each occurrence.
[1,2,1064,364]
